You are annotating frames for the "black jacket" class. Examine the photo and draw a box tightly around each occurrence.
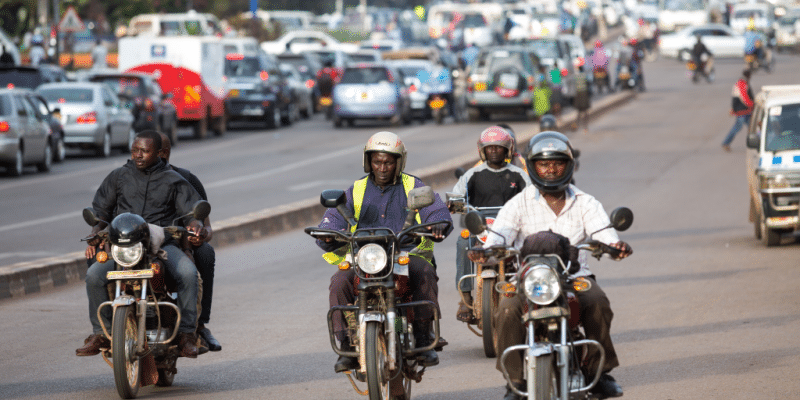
[92,159,202,227]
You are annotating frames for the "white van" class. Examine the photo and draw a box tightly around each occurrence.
[127,11,223,37]
[246,10,314,32]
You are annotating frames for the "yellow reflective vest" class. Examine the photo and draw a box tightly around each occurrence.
[322,173,435,265]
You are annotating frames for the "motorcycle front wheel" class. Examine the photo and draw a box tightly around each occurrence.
[113,305,141,399]
[366,321,390,400]
[533,353,558,400]
[482,279,498,358]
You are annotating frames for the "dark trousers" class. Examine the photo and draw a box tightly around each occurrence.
[194,243,216,325]
[329,256,440,341]
[494,276,618,383]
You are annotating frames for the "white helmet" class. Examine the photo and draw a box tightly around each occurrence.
[363,131,407,179]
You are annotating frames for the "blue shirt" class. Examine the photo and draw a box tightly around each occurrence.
[316,174,453,252]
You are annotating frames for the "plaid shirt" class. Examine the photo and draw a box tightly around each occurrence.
[483,184,620,277]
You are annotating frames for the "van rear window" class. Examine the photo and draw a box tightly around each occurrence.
[38,88,94,104]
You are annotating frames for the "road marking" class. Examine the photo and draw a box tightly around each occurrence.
[288,180,353,191]
[0,211,81,233]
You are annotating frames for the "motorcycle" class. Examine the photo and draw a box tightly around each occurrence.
[317,74,335,120]
[686,54,714,83]
[428,94,448,125]
[81,201,210,399]
[614,64,641,91]
[446,190,510,358]
[464,207,633,400]
[745,43,774,74]
[592,67,613,95]
[305,186,449,400]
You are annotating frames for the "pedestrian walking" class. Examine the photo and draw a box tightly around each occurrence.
[572,65,591,133]
[722,70,754,152]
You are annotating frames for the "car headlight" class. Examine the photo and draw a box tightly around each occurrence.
[111,243,144,268]
[522,265,561,305]
[356,243,387,274]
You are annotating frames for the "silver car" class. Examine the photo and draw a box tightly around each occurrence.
[332,64,411,127]
[0,88,53,176]
[36,82,135,157]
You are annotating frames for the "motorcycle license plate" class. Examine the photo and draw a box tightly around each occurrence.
[319,97,333,106]
[619,73,631,80]
[429,98,446,109]
[107,270,154,280]
[594,71,606,78]
[241,107,264,116]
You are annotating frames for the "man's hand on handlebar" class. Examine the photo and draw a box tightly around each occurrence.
[609,241,632,259]
[427,223,448,241]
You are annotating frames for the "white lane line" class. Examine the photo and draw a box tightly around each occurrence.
[288,180,353,191]
[0,211,82,233]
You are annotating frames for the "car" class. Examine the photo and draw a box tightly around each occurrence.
[20,89,66,163]
[347,50,383,65]
[85,72,179,145]
[36,82,135,157]
[0,88,54,176]
[774,11,800,52]
[332,64,411,127]
[730,3,775,35]
[127,11,223,36]
[223,53,292,129]
[744,85,800,246]
[260,30,359,54]
[0,65,68,90]
[659,24,747,60]
[465,46,542,121]
[451,13,494,48]
[526,37,577,104]
[358,38,404,52]
[279,63,314,118]
[657,0,707,33]
[276,52,323,108]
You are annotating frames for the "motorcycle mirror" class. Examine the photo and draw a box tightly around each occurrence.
[464,211,486,235]
[609,207,634,232]
[82,207,101,227]
[454,167,465,179]
[191,200,211,221]
[407,186,435,210]
[320,189,347,208]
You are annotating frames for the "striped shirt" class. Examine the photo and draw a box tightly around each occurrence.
[483,184,620,277]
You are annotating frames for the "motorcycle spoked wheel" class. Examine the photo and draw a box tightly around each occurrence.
[366,321,391,400]
[533,353,558,400]
[112,305,141,399]
[482,279,498,358]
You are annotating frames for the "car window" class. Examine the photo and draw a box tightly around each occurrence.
[39,88,94,104]
[765,104,800,151]
[749,105,764,138]
[12,95,28,117]
[225,56,261,77]
[28,95,50,116]
[0,94,11,116]
[160,21,182,35]
[340,67,391,84]
[0,69,43,90]
[95,76,146,98]
[21,96,44,121]
[529,40,560,60]
[460,14,487,28]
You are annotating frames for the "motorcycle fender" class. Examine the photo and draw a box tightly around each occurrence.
[359,312,385,324]
[532,343,554,357]
[480,269,498,279]
[112,295,136,307]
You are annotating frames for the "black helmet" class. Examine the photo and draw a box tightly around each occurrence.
[526,131,575,193]
[539,114,557,131]
[109,213,150,246]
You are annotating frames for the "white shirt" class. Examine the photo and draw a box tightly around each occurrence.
[483,184,620,277]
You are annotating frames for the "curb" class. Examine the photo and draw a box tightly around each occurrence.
[0,90,635,301]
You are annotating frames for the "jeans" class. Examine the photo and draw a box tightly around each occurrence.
[86,244,198,334]
[194,243,216,325]
[455,235,473,292]
[722,114,751,146]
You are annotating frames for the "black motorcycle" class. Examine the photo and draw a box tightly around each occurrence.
[305,187,449,400]
[81,201,210,399]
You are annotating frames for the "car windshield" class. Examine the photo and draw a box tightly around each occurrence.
[487,51,526,72]
[225,57,261,77]
[396,65,429,79]
[778,15,798,25]
[0,70,42,89]
[340,67,390,84]
[529,40,559,60]
[94,77,145,97]
[765,104,800,151]
[460,14,486,28]
[349,54,379,63]
[38,88,94,104]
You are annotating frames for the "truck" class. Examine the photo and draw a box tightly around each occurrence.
[117,35,227,139]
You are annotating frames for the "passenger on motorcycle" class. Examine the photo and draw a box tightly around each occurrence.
[158,132,221,352]
[744,22,766,64]
[496,123,529,175]
[315,131,453,373]
[483,132,632,400]
[77,130,205,358]
[451,127,531,323]
[691,34,714,82]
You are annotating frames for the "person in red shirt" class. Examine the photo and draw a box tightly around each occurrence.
[722,70,754,152]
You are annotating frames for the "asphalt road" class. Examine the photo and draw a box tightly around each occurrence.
[2,53,800,399]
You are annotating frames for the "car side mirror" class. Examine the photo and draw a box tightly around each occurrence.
[320,189,346,208]
[746,134,760,149]
[407,186,435,210]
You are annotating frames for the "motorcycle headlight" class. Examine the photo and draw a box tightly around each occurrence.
[522,265,561,305]
[356,243,388,274]
[111,243,144,268]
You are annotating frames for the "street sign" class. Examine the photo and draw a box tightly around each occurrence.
[59,6,85,33]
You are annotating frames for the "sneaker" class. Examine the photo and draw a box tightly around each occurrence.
[722,144,731,152]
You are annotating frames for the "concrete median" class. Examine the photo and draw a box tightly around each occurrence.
[0,90,636,300]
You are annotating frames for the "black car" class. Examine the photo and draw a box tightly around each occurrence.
[86,72,179,145]
[0,64,68,90]
[224,52,295,129]
[19,89,66,163]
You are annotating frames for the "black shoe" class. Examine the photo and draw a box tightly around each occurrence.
[591,373,624,399]
[413,321,439,367]
[503,382,525,400]
[197,325,221,352]
[334,337,359,373]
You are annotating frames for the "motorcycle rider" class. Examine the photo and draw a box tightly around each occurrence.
[744,20,766,66]
[77,131,204,358]
[157,132,221,352]
[315,131,453,373]
[496,123,528,174]
[483,131,632,400]
[691,34,713,82]
[451,127,531,323]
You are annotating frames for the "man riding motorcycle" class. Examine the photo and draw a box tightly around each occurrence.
[691,34,714,82]
[482,131,632,400]
[77,130,205,358]
[315,131,453,373]
[451,126,531,323]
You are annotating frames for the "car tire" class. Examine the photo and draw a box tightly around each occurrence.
[194,115,208,140]
[333,116,343,128]
[213,111,226,136]
[282,104,295,126]
[7,148,23,177]
[265,106,280,130]
[97,132,111,157]
[468,107,480,122]
[37,144,52,173]
[167,118,179,147]
[53,136,66,163]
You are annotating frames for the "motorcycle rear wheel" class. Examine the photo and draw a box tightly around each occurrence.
[482,279,497,358]
[533,353,558,400]
[366,321,390,400]
[113,305,141,399]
